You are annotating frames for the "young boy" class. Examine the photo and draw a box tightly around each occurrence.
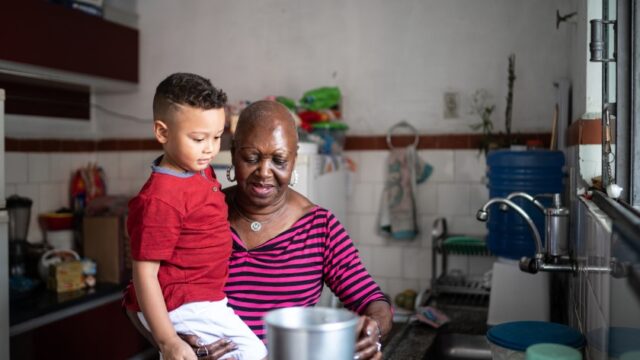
[123,73,267,360]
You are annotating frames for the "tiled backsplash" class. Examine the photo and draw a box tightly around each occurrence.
[564,140,637,360]
[6,148,493,302]
[344,149,493,300]
[570,199,612,360]
[6,151,161,243]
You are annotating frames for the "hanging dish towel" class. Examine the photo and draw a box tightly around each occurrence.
[378,146,432,239]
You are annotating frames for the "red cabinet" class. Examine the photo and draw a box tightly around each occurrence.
[11,299,152,359]
[0,0,139,84]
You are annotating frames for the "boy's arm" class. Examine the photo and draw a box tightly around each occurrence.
[132,260,196,360]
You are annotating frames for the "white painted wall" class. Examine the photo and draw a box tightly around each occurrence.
[92,0,575,139]
[570,0,603,119]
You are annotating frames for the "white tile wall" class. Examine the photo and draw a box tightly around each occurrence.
[454,150,486,183]
[370,246,403,278]
[27,153,50,183]
[437,183,471,216]
[95,152,121,181]
[347,182,378,214]
[6,153,28,184]
[355,151,387,183]
[402,247,430,282]
[6,148,496,304]
[570,198,613,360]
[5,150,161,243]
[346,149,491,300]
[49,153,74,182]
[578,145,602,186]
[421,150,455,183]
[416,183,438,215]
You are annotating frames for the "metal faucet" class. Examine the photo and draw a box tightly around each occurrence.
[488,192,627,278]
[476,198,544,256]
[488,192,573,274]
[502,193,569,258]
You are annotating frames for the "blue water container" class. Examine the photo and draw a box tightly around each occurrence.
[486,150,565,259]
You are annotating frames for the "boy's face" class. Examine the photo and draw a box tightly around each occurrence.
[155,106,225,173]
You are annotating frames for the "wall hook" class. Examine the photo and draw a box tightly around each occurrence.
[556,10,578,29]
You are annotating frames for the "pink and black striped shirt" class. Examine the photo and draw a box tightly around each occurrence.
[223,206,388,341]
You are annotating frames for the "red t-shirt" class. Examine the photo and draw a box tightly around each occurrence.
[123,165,231,312]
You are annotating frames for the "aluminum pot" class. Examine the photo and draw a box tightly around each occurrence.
[264,307,359,360]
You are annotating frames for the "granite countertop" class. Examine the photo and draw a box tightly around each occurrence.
[383,300,489,359]
[383,319,437,360]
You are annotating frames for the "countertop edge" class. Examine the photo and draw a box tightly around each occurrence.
[10,291,121,336]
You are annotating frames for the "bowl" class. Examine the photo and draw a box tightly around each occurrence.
[39,213,74,231]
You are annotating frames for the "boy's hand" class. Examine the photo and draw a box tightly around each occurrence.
[159,336,198,360]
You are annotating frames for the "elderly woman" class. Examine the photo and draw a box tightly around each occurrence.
[129,100,392,360]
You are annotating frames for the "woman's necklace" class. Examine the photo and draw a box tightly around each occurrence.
[231,196,286,232]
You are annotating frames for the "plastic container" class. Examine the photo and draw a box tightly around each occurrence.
[486,150,565,259]
[299,87,341,111]
[487,321,584,360]
[526,343,582,360]
[311,121,349,155]
[46,229,74,250]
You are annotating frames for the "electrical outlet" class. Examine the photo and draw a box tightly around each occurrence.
[444,92,459,119]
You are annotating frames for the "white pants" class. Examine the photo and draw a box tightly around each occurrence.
[138,298,267,360]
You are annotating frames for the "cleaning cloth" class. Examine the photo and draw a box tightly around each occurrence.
[378,145,432,239]
[416,306,450,328]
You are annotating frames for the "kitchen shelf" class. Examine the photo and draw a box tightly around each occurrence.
[430,218,491,303]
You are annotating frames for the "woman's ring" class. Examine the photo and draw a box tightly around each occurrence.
[196,346,209,357]
[376,341,382,352]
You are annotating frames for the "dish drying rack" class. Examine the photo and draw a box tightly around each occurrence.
[429,217,491,306]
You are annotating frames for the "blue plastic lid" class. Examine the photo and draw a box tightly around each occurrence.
[487,149,565,168]
[487,321,585,352]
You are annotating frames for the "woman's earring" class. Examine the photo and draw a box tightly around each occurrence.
[289,169,299,187]
[226,165,236,182]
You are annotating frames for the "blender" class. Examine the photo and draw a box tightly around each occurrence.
[7,195,33,277]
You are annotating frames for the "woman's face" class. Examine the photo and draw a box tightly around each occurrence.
[233,118,297,208]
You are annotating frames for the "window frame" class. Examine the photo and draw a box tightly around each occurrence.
[631,0,640,206]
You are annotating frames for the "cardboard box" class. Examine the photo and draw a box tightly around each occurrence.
[47,260,85,293]
[83,216,131,284]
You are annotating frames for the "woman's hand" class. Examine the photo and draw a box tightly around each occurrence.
[159,336,199,360]
[354,316,382,360]
[179,334,239,360]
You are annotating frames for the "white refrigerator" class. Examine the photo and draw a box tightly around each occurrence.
[0,89,9,359]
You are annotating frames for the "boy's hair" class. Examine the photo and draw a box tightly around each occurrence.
[153,72,227,121]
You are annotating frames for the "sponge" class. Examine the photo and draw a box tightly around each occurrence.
[416,306,450,328]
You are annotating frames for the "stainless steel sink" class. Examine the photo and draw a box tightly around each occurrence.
[425,333,492,360]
